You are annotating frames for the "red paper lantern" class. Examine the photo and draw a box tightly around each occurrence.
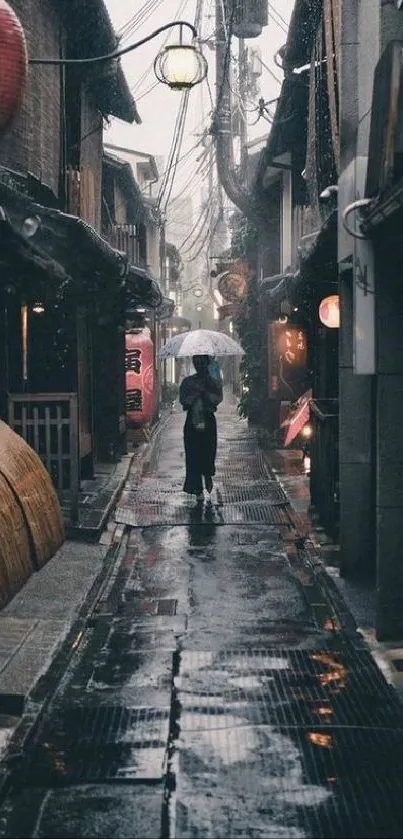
[125,330,155,427]
[319,294,340,329]
[0,1,28,135]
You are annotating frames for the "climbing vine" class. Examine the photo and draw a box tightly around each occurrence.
[229,213,267,421]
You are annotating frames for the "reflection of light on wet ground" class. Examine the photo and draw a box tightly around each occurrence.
[229,656,290,671]
[227,676,262,689]
[316,706,333,718]
[310,653,347,690]
[0,727,14,757]
[323,618,340,632]
[181,716,260,765]
[307,732,333,748]
[277,785,332,806]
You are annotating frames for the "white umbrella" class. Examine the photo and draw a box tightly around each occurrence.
[159,328,244,358]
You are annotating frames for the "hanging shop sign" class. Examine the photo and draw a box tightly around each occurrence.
[217,302,241,321]
[319,294,340,329]
[217,258,250,303]
[125,330,155,426]
[267,322,308,400]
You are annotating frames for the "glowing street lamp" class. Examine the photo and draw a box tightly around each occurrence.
[154,28,208,92]
[0,3,208,137]
[28,20,207,91]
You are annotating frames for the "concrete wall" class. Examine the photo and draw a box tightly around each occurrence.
[339,0,403,636]
[337,0,379,579]
[374,0,403,639]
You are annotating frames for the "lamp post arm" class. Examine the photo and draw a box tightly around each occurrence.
[29,21,198,65]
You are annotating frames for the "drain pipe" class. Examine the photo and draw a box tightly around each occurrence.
[213,0,251,217]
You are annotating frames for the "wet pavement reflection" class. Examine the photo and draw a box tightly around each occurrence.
[1,399,403,837]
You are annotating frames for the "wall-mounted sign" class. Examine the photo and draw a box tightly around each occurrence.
[268,322,308,399]
[319,294,340,328]
[217,302,240,321]
[125,330,155,426]
[217,258,250,303]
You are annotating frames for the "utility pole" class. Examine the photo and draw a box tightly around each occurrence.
[214,0,249,215]
[159,217,167,390]
[207,136,215,292]
[238,37,248,181]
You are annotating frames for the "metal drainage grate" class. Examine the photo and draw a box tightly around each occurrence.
[115,500,291,528]
[19,706,170,786]
[221,502,291,525]
[176,729,403,839]
[177,648,403,728]
[217,482,287,504]
[175,649,403,838]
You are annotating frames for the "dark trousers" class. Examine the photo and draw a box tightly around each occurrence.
[183,411,217,495]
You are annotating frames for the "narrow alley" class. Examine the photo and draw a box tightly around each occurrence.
[1,397,403,838]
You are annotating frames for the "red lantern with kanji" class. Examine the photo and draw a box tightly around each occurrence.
[125,330,155,427]
[0,1,28,135]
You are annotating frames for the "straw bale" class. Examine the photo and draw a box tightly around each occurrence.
[0,421,65,571]
[0,472,32,605]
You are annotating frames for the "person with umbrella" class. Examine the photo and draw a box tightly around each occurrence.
[159,328,244,500]
[179,355,223,500]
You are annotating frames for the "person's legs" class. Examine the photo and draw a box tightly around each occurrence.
[203,415,217,493]
[183,417,203,495]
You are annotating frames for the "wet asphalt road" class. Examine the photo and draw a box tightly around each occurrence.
[2,397,403,837]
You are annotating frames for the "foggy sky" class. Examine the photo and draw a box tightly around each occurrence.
[104,0,295,206]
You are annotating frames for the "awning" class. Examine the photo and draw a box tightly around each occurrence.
[156,297,175,320]
[282,0,323,70]
[0,211,69,291]
[253,74,309,194]
[258,272,300,303]
[126,264,162,310]
[0,182,166,310]
[0,182,127,289]
[298,210,338,277]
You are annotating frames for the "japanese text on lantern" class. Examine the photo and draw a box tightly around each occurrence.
[126,349,143,412]
[268,322,308,399]
[126,348,142,375]
[125,332,155,426]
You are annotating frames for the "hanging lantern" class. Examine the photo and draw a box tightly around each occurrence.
[319,294,340,329]
[154,34,207,91]
[0,1,28,134]
[125,330,155,427]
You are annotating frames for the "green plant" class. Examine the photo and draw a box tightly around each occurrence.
[256,427,280,451]
[235,275,267,421]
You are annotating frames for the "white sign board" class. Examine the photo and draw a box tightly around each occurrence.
[338,156,375,374]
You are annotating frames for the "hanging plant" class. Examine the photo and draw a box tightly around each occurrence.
[235,274,266,420]
[228,213,266,421]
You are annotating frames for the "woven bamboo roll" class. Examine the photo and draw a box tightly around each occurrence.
[0,472,32,605]
[0,420,65,571]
